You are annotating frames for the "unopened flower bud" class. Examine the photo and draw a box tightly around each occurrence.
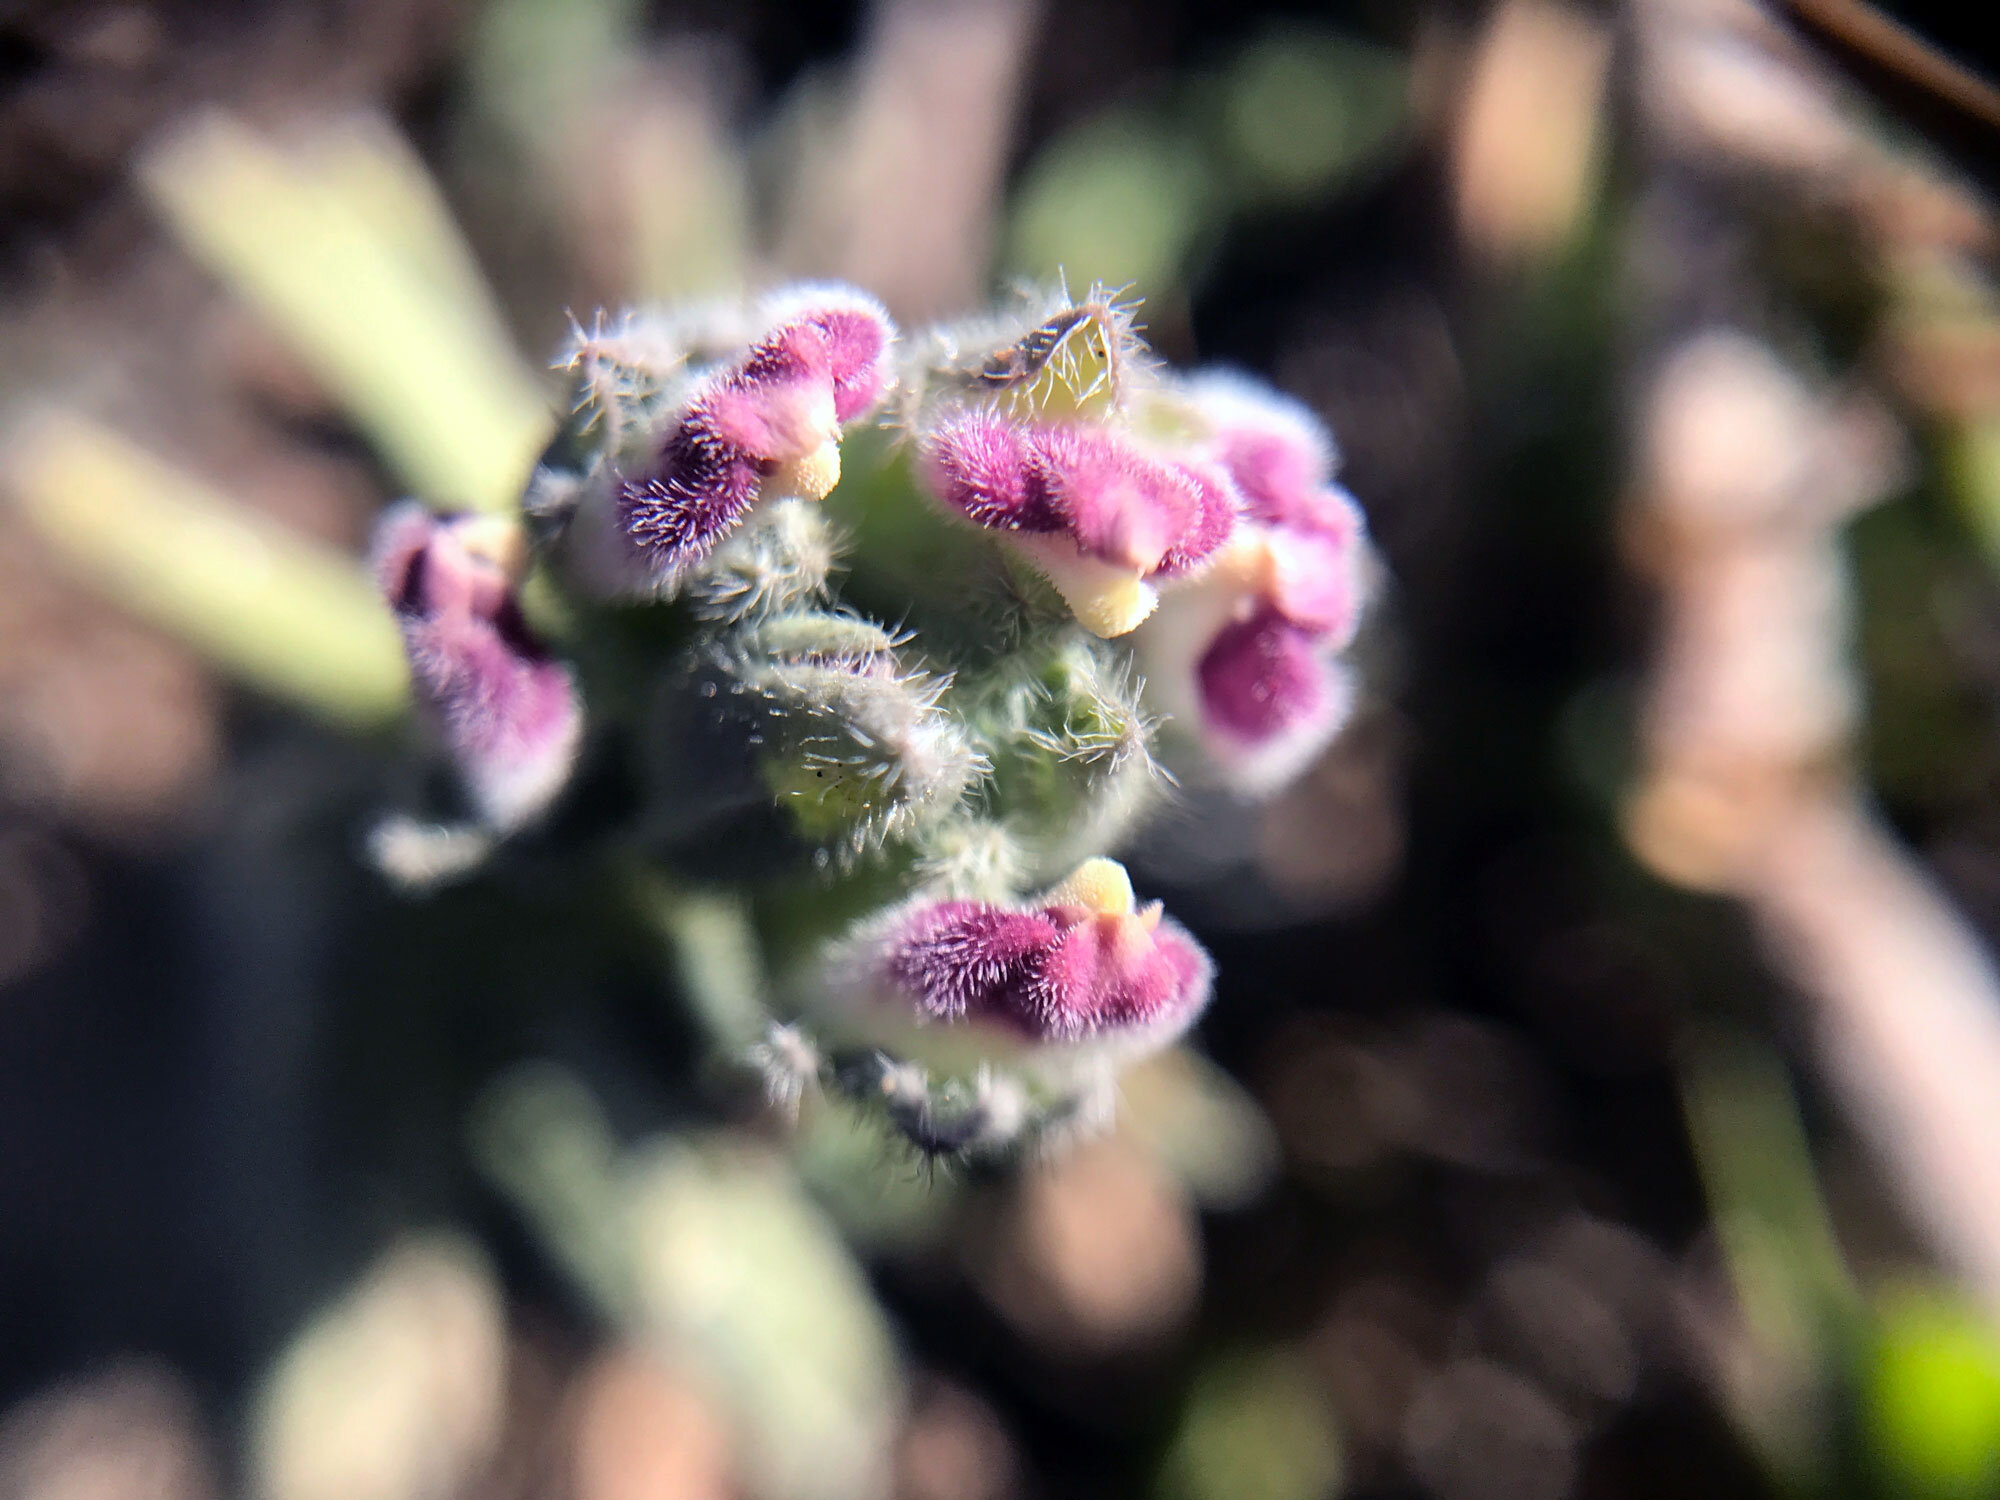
[902,280,1151,423]
[684,498,839,623]
[727,611,986,861]
[963,630,1163,876]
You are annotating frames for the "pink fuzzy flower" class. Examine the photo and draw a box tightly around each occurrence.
[1190,373,1370,644]
[617,287,893,584]
[373,503,582,831]
[921,413,1235,637]
[1131,376,1374,795]
[822,858,1213,1069]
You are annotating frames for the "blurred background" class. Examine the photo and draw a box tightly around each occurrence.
[9,0,2000,1496]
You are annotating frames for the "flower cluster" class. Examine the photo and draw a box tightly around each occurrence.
[367,279,1378,1160]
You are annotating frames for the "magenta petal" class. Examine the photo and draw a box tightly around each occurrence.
[1293,481,1367,542]
[1218,426,1327,529]
[705,323,838,462]
[374,503,457,612]
[925,417,1236,580]
[758,286,896,423]
[1027,425,1231,577]
[607,291,894,584]
[617,411,767,577]
[1265,523,1362,638]
[1196,606,1327,743]
[700,374,814,462]
[405,611,579,825]
[924,414,1065,534]
[808,306,893,421]
[1035,917,1212,1036]
[1029,425,1193,573]
[885,902,1063,1021]
[736,320,831,394]
[1187,374,1339,529]
[1152,460,1238,577]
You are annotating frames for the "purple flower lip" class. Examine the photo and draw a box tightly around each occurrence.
[920,413,1236,637]
[372,503,582,831]
[1196,606,1331,743]
[825,857,1214,1067]
[615,288,894,586]
[1182,374,1337,512]
[1205,504,1368,642]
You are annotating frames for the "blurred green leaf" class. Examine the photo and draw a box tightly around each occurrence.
[141,111,551,512]
[467,0,645,139]
[1218,26,1407,206]
[471,1064,901,1500]
[1122,1046,1280,1211]
[639,875,772,1054]
[250,1234,505,1500]
[1681,1032,1857,1484]
[1006,110,1218,298]
[623,1137,899,1500]
[789,1101,963,1251]
[3,411,409,726]
[1866,1280,2000,1500]
[1849,496,1990,811]
[1949,418,2000,573]
[1159,1348,1341,1500]
[1682,1033,1856,1353]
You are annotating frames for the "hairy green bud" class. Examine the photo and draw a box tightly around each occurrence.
[685,498,839,624]
[728,611,987,864]
[961,628,1165,877]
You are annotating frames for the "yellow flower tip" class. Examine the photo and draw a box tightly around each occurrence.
[1046,856,1138,917]
[449,514,529,578]
[777,439,843,501]
[1213,529,1281,595]
[1068,574,1158,637]
[1011,537,1160,637]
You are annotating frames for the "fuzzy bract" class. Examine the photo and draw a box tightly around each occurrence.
[728,611,987,862]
